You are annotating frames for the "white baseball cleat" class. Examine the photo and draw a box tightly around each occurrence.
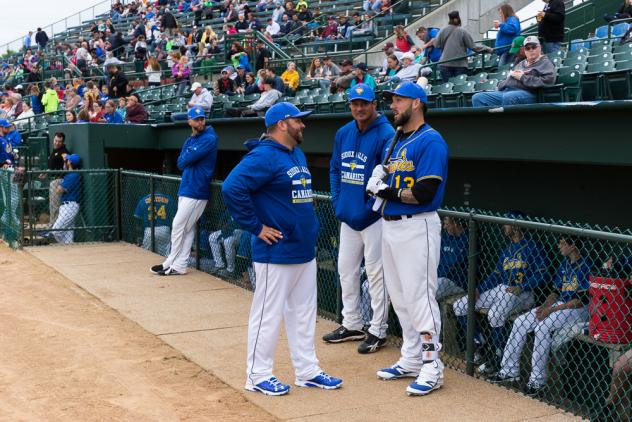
[406,360,444,396]
[376,364,418,380]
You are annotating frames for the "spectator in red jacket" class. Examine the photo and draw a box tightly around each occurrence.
[125,95,147,123]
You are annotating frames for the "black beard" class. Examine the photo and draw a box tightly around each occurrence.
[393,106,412,127]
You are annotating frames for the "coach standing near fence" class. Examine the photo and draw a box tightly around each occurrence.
[323,84,394,354]
[222,102,343,396]
[366,81,448,396]
[150,107,217,276]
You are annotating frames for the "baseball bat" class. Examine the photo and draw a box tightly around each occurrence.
[371,126,403,212]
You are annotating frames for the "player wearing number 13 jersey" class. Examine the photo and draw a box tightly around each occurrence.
[365,81,448,396]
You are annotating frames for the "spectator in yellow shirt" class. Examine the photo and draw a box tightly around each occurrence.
[41,81,59,113]
[281,61,300,95]
[295,0,308,10]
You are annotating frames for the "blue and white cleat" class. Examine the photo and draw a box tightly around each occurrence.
[245,376,290,396]
[406,360,444,396]
[295,371,343,389]
[376,364,418,380]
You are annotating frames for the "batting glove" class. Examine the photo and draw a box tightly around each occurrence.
[371,164,388,181]
[366,176,388,195]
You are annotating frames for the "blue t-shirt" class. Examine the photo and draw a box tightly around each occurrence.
[554,257,592,303]
[61,172,81,202]
[133,193,176,228]
[380,124,448,216]
[103,111,123,124]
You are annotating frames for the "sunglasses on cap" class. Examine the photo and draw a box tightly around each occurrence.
[524,44,539,51]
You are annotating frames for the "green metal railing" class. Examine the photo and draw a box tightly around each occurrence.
[2,168,631,421]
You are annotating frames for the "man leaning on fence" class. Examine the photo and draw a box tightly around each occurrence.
[150,107,218,276]
[452,210,549,375]
[49,154,82,244]
[43,132,70,228]
[489,236,592,397]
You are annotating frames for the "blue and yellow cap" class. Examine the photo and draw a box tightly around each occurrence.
[348,83,375,102]
[187,107,206,119]
[384,81,428,104]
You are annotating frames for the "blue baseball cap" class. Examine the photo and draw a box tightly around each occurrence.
[384,81,427,104]
[187,107,206,119]
[506,210,526,220]
[348,83,375,102]
[264,102,312,128]
[65,154,81,166]
[0,118,11,128]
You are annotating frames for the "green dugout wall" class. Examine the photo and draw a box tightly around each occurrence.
[50,102,632,229]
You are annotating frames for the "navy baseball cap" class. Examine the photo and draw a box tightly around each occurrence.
[506,210,526,220]
[65,154,81,166]
[187,107,206,119]
[0,118,11,128]
[384,81,428,104]
[264,102,312,128]
[348,83,375,102]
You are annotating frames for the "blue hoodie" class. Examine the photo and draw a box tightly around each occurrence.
[177,126,218,200]
[330,114,394,231]
[495,16,521,55]
[222,136,318,264]
[478,236,548,293]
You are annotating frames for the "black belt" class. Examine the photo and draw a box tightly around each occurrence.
[383,214,414,221]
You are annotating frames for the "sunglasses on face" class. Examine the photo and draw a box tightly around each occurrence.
[524,44,539,51]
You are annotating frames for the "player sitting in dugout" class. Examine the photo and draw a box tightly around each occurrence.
[452,210,549,375]
[489,236,592,397]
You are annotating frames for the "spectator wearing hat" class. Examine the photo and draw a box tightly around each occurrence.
[394,52,423,82]
[382,42,404,73]
[321,16,339,40]
[281,62,300,95]
[537,0,565,54]
[509,36,526,66]
[215,68,237,96]
[188,82,213,111]
[225,77,282,117]
[494,4,521,66]
[348,63,377,92]
[125,95,148,123]
[51,154,82,244]
[433,11,494,82]
[0,119,21,148]
[472,36,555,108]
[334,59,356,92]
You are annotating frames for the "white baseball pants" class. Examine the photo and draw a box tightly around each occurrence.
[209,229,243,273]
[453,284,534,328]
[382,212,442,372]
[162,196,207,273]
[142,226,171,257]
[52,201,79,244]
[436,277,465,301]
[246,259,322,386]
[48,178,62,226]
[338,220,389,338]
[500,302,588,386]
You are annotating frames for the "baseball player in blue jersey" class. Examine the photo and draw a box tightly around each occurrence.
[0,119,22,148]
[222,103,342,396]
[490,237,592,396]
[365,81,449,396]
[134,192,176,256]
[0,133,17,228]
[324,84,395,353]
[150,107,217,276]
[453,211,548,374]
[51,154,82,244]
[436,216,469,300]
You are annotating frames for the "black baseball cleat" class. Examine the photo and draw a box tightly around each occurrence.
[358,333,386,354]
[322,326,366,343]
[524,383,546,398]
[150,264,166,274]
[488,373,519,384]
[159,267,184,276]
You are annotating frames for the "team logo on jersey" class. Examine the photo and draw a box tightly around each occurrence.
[300,177,307,187]
[561,275,579,292]
[288,166,313,203]
[388,148,415,172]
[5,143,11,153]
[502,257,527,271]
[349,160,357,171]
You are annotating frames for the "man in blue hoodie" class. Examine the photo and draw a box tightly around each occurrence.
[323,84,394,354]
[452,211,548,374]
[150,107,218,276]
[222,103,343,396]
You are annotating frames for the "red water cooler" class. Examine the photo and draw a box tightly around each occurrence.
[588,276,632,344]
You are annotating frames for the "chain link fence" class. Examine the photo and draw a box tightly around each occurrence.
[2,169,631,421]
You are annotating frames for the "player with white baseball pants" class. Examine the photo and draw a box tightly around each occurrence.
[150,107,218,276]
[365,81,448,396]
[222,103,342,396]
[324,84,394,353]
[51,154,82,244]
[490,237,592,396]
